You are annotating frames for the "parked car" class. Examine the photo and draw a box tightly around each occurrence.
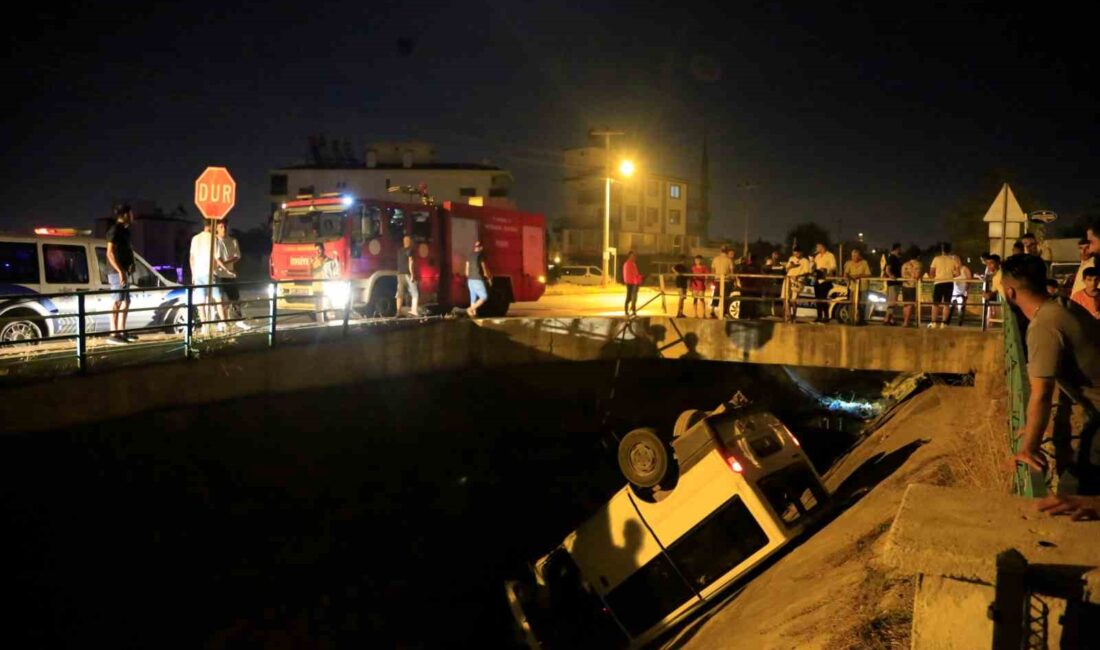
[0,231,187,343]
[555,265,605,286]
[726,277,884,322]
[504,393,829,649]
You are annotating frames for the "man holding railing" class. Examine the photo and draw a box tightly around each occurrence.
[882,244,903,326]
[785,247,812,322]
[1002,254,1100,498]
[843,249,871,324]
[709,246,733,319]
[811,243,837,323]
[901,256,923,327]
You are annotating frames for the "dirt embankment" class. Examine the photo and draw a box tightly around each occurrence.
[674,383,1011,650]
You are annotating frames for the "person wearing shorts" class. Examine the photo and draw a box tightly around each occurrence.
[690,255,707,318]
[883,243,903,325]
[928,243,959,328]
[901,257,922,327]
[395,235,420,317]
[465,240,492,317]
[189,221,225,332]
[105,205,136,344]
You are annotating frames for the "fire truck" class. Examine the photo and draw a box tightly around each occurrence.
[270,194,546,317]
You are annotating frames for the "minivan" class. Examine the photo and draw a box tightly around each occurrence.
[505,393,829,648]
[0,231,186,343]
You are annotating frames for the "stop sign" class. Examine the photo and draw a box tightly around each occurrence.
[194,166,236,220]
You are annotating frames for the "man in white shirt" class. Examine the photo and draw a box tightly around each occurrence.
[952,256,973,326]
[709,246,734,318]
[189,222,230,332]
[812,243,838,323]
[928,243,960,328]
[785,247,812,321]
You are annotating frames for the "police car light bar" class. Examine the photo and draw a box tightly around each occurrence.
[35,227,91,236]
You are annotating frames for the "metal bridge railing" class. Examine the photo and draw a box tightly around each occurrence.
[655,272,1001,329]
[0,278,363,374]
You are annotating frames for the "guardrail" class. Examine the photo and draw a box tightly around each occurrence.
[655,272,1001,330]
[0,278,362,374]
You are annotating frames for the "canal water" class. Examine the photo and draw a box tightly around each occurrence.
[1,360,899,648]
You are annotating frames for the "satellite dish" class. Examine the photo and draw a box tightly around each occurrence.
[1029,210,1058,224]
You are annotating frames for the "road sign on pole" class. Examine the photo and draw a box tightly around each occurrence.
[194,167,236,220]
[194,167,236,326]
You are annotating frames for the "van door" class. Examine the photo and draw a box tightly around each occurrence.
[41,241,94,332]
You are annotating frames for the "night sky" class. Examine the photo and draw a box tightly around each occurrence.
[7,1,1098,246]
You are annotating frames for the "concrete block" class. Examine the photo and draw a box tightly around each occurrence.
[884,484,1100,584]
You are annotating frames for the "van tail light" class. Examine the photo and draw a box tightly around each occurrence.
[728,457,745,473]
[790,433,801,447]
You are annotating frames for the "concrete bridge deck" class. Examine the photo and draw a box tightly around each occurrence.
[0,316,1002,433]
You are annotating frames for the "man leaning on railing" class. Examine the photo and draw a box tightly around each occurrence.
[843,249,871,324]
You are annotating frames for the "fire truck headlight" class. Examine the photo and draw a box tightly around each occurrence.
[266,283,277,299]
[342,195,354,207]
[537,275,546,284]
[325,281,351,308]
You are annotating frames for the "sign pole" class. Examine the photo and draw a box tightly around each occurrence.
[207,217,217,326]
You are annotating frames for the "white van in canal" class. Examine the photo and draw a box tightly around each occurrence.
[0,231,186,343]
[505,394,829,648]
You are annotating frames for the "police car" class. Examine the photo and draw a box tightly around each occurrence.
[0,229,187,343]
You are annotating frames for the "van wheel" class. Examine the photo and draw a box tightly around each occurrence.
[168,305,199,334]
[832,303,851,324]
[0,313,44,343]
[618,427,671,489]
[673,409,706,438]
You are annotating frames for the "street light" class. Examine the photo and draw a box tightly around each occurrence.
[602,158,635,285]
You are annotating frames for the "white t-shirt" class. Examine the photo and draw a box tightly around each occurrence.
[930,254,957,284]
[786,256,812,277]
[953,265,973,296]
[190,231,221,280]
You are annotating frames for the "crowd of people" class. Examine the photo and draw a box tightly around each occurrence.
[646,232,1100,329]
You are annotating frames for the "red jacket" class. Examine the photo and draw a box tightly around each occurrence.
[623,259,643,286]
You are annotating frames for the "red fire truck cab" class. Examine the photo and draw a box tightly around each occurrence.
[270,194,546,317]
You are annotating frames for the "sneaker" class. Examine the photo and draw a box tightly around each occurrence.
[938,322,946,329]
[927,322,936,329]
[106,334,129,345]
[124,333,139,342]
[235,321,250,330]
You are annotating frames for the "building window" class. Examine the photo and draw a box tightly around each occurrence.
[670,184,682,199]
[297,185,315,196]
[669,209,681,225]
[625,205,637,222]
[489,187,508,197]
[673,235,683,248]
[270,174,288,195]
[459,187,477,197]
[646,207,658,226]
[647,181,659,197]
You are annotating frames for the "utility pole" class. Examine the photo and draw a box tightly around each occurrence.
[590,128,624,286]
[736,182,758,259]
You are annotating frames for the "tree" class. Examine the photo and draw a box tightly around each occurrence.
[785,222,831,251]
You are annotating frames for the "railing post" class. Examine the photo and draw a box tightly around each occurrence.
[659,273,667,315]
[342,280,352,336]
[916,279,922,327]
[268,282,278,348]
[76,292,86,374]
[782,276,789,321]
[184,286,194,359]
[719,274,726,320]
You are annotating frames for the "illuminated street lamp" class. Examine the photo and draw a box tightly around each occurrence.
[602,158,635,285]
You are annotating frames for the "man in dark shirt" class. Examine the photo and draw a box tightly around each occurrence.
[395,235,420,317]
[883,243,903,325]
[105,205,136,344]
[465,240,492,317]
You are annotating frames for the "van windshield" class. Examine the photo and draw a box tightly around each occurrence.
[274,211,345,243]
